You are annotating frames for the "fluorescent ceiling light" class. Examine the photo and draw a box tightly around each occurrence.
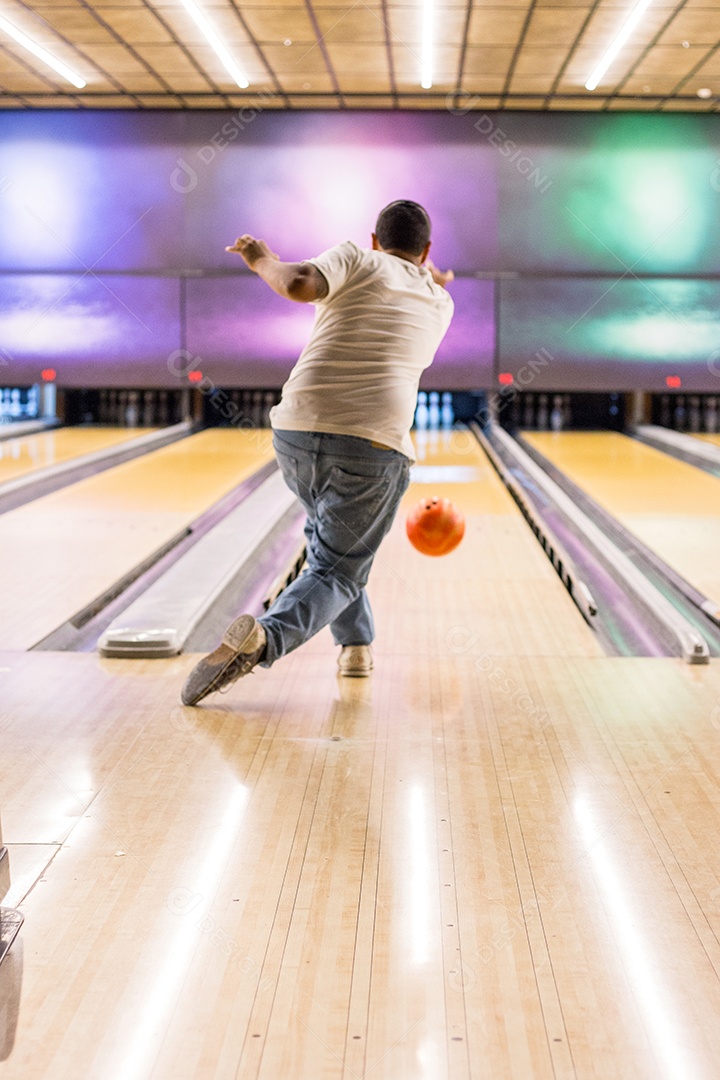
[585,0,654,91]
[177,0,249,88]
[0,13,86,88]
[421,0,433,89]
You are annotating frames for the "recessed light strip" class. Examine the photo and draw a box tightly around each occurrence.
[421,0,433,90]
[585,0,654,92]
[176,0,249,89]
[0,13,86,88]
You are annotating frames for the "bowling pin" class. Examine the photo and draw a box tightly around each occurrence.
[251,391,263,427]
[673,395,686,430]
[126,391,139,427]
[263,391,274,427]
[158,390,169,425]
[523,393,535,429]
[441,392,454,429]
[705,396,718,433]
[143,391,154,427]
[689,395,701,433]
[550,394,563,432]
[415,391,428,429]
[10,388,20,418]
[428,391,440,429]
[562,394,572,429]
[660,394,671,427]
[536,394,549,430]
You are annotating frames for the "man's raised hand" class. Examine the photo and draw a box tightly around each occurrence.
[225,235,279,270]
[424,258,454,289]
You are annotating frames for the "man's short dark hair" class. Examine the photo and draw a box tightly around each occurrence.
[375,200,431,256]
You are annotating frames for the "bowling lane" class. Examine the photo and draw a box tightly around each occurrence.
[364,429,602,659]
[0,426,156,486]
[0,429,274,650]
[524,431,720,607]
[692,433,720,449]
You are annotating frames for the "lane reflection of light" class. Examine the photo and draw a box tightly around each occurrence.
[407,784,432,967]
[574,796,697,1080]
[110,784,248,1080]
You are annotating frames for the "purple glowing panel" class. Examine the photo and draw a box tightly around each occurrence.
[183,113,497,271]
[0,275,180,386]
[422,279,494,389]
[186,276,494,390]
[185,276,316,386]
[0,112,498,274]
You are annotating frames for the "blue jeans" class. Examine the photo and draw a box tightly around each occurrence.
[258,430,411,666]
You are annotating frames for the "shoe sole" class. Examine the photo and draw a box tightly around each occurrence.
[183,615,259,706]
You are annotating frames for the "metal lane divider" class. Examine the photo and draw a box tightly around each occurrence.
[0,418,57,443]
[490,424,709,665]
[471,423,598,626]
[98,470,298,658]
[0,421,194,516]
[634,424,720,480]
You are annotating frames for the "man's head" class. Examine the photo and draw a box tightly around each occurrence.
[372,200,432,264]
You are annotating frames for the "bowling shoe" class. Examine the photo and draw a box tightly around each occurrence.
[337,645,373,677]
[181,614,266,705]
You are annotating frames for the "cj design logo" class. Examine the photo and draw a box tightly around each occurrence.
[170,158,199,194]
[708,350,720,379]
[711,159,720,193]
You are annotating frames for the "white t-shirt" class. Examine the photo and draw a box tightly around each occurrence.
[269,240,454,460]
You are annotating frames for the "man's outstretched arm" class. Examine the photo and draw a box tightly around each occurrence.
[425,258,454,289]
[226,234,329,303]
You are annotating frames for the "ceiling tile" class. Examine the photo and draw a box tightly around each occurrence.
[241,7,316,42]
[314,7,387,44]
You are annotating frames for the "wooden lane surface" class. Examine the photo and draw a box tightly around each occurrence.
[524,431,720,608]
[692,432,720,449]
[384,429,603,659]
[0,427,156,486]
[2,649,720,1079]
[0,429,274,651]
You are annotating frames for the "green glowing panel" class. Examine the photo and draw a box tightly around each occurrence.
[494,113,720,274]
[500,279,720,391]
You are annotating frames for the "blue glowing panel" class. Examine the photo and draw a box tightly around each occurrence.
[499,278,720,392]
[0,275,180,386]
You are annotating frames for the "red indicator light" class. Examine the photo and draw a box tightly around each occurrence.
[666,375,681,389]
[498,372,514,386]
[188,370,203,384]
[41,368,56,382]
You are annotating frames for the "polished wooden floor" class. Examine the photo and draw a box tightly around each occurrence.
[0,429,275,650]
[525,431,720,607]
[2,430,720,1080]
[0,426,155,486]
[693,432,720,449]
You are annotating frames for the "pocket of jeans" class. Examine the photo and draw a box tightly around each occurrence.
[322,464,392,521]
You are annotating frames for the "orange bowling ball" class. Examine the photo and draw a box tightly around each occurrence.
[406,495,465,556]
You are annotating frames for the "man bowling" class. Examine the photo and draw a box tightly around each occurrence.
[182,200,454,706]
